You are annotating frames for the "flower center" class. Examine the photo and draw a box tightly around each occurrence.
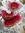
[12,7,16,10]
[4,16,10,19]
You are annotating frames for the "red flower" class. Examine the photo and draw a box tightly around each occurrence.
[1,10,15,20]
[3,13,22,28]
[7,2,22,11]
[3,20,14,28]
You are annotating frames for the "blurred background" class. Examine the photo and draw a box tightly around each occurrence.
[0,0,25,33]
